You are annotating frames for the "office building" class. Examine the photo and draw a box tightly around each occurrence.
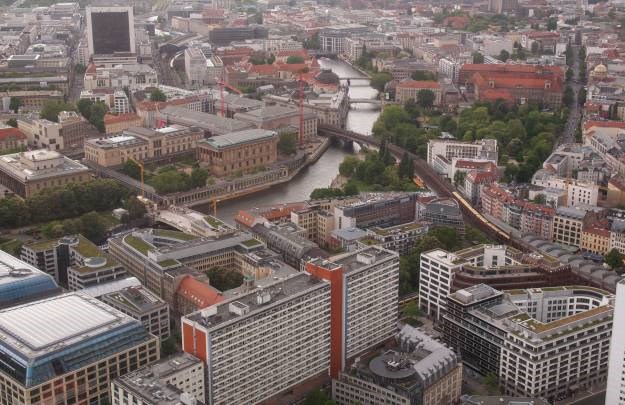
[208,25,268,46]
[319,24,369,54]
[0,150,90,198]
[101,286,170,340]
[418,198,465,234]
[197,129,278,177]
[111,353,205,405]
[0,250,60,308]
[84,125,202,167]
[442,284,614,401]
[0,293,159,404]
[334,192,418,230]
[182,246,399,404]
[67,254,126,291]
[86,7,136,56]
[358,222,429,256]
[332,325,462,405]
[606,279,625,405]
[427,138,498,174]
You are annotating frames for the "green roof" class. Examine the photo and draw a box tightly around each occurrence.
[74,236,103,258]
[125,235,154,255]
[25,239,58,251]
[153,229,198,241]
[204,216,224,228]
[241,238,261,247]
[157,258,179,268]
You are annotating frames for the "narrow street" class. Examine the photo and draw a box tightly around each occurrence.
[558,44,583,147]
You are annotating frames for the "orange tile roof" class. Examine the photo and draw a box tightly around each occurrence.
[583,120,625,130]
[0,127,26,142]
[104,113,141,125]
[249,64,279,75]
[177,276,224,309]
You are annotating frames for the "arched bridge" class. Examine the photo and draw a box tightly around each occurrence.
[317,124,523,248]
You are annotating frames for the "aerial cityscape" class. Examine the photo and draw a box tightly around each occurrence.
[2,0,625,404]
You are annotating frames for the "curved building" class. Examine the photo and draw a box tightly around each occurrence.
[0,250,59,308]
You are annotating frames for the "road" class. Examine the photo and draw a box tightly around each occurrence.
[558,45,583,147]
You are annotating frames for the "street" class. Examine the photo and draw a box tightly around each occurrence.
[558,44,583,147]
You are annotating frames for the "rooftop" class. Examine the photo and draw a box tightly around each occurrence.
[102,286,167,315]
[0,250,58,307]
[161,106,253,136]
[0,150,89,182]
[199,129,277,150]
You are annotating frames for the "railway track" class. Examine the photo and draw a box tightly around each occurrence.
[317,125,527,249]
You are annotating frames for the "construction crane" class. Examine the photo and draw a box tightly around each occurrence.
[216,76,243,118]
[127,157,145,199]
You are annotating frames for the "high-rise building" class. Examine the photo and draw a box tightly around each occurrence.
[86,7,136,57]
[442,284,614,401]
[181,246,399,404]
[606,279,625,404]
[0,293,159,404]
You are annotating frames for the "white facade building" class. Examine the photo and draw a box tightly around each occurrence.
[607,279,625,405]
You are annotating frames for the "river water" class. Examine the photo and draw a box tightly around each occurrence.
[212,58,381,221]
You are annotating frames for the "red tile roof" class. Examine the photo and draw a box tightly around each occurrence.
[0,127,26,142]
[177,276,224,309]
[249,64,279,75]
[104,113,142,125]
[583,120,625,130]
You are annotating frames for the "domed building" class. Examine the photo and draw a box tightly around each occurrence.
[591,63,608,80]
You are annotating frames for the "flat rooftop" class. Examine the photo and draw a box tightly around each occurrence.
[0,293,139,359]
[200,129,276,149]
[161,106,254,135]
[185,272,327,330]
[102,286,166,315]
[0,151,89,182]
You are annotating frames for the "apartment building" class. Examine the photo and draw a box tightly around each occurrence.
[427,138,498,174]
[290,205,335,248]
[319,24,369,54]
[111,353,205,405]
[419,248,463,319]
[0,127,27,153]
[332,325,462,405]
[606,279,625,405]
[84,125,202,167]
[0,293,159,405]
[442,284,614,401]
[0,149,90,198]
[101,286,170,340]
[334,192,417,230]
[581,220,611,255]
[551,206,601,247]
[182,246,399,405]
[359,222,429,256]
[197,129,278,177]
[532,172,599,207]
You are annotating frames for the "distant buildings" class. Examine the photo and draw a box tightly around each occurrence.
[111,353,205,405]
[0,293,159,404]
[0,127,27,153]
[334,192,417,230]
[18,111,98,152]
[86,6,135,57]
[458,64,564,108]
[208,25,268,47]
[197,129,278,177]
[395,80,442,105]
[427,138,498,176]
[332,325,463,405]
[234,104,318,141]
[83,63,158,92]
[184,46,224,88]
[319,24,369,54]
[442,284,613,400]
[84,125,202,167]
[182,246,399,405]
[0,150,90,198]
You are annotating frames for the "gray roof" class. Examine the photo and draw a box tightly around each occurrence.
[160,106,253,135]
[200,129,276,150]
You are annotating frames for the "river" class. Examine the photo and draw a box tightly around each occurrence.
[212,58,381,221]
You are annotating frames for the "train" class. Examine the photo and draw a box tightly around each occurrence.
[452,191,511,242]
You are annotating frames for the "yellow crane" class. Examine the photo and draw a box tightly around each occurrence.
[127,157,145,199]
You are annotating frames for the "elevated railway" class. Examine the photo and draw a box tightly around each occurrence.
[317,125,523,249]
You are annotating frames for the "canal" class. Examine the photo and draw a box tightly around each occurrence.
[212,58,381,221]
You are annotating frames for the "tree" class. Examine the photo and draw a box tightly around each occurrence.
[6,118,17,127]
[484,372,499,394]
[40,101,75,122]
[89,101,107,133]
[161,337,177,357]
[303,32,320,50]
[370,72,392,92]
[398,153,414,180]
[547,17,557,31]
[605,248,623,269]
[411,70,436,81]
[77,98,93,120]
[286,55,304,64]
[75,63,87,74]
[310,188,344,199]
[578,88,587,105]
[339,155,360,177]
[303,389,336,405]
[472,51,485,64]
[563,86,575,106]
[79,211,108,243]
[121,159,141,180]
[190,167,209,188]
[566,44,574,67]
[402,301,421,326]
[429,226,460,250]
[205,267,244,291]
[9,97,21,113]
[533,194,547,204]
[498,49,510,62]
[150,88,167,102]
[566,67,574,82]
[453,171,466,188]
[127,196,147,220]
[417,89,435,109]
[277,132,297,155]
